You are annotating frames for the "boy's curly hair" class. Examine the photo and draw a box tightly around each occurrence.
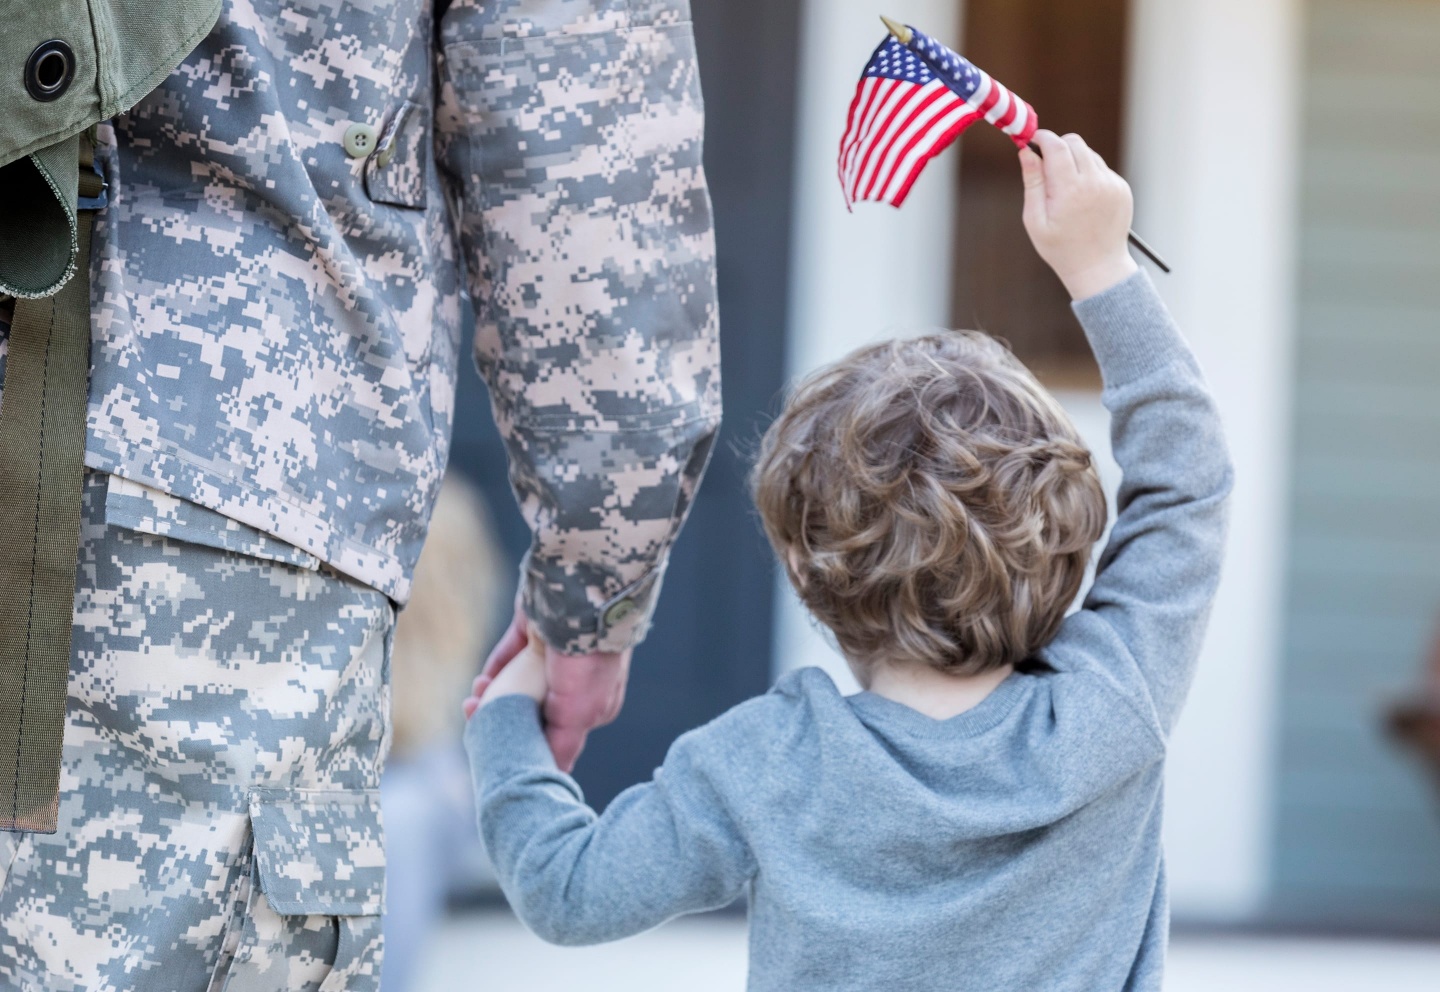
[752,332,1107,677]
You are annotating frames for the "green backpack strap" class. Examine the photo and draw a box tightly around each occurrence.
[0,0,220,835]
[0,136,105,834]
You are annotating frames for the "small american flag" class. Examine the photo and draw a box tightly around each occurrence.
[839,26,1039,209]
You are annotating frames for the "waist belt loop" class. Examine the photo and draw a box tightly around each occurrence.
[0,131,103,834]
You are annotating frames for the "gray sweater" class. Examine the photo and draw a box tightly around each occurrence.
[465,270,1233,991]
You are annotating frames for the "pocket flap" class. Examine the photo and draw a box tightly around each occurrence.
[105,475,321,571]
[248,788,386,917]
[364,100,428,210]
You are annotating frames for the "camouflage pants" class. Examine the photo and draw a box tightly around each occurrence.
[0,474,393,992]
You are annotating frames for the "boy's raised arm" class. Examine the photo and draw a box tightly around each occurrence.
[1022,131,1235,736]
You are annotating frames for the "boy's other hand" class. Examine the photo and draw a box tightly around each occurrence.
[464,623,549,719]
[1020,130,1138,301]
[466,609,632,771]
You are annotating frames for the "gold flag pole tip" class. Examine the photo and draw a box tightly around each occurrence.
[880,16,913,45]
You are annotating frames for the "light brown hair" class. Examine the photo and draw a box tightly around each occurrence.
[752,332,1107,677]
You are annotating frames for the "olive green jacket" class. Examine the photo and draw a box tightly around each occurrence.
[0,0,222,298]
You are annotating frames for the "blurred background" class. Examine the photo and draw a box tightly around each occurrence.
[387,0,1440,988]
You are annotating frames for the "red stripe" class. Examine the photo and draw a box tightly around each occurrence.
[866,92,965,203]
[837,77,871,172]
[858,85,955,201]
[840,77,892,190]
[975,77,1003,119]
[841,79,899,191]
[846,81,923,196]
[1012,101,1039,146]
[888,110,981,207]
[837,77,883,191]
[992,85,1019,131]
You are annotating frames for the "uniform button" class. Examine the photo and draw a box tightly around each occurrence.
[25,40,76,102]
[342,123,378,158]
[604,598,639,628]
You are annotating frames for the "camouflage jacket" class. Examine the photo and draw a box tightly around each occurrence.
[21,0,721,654]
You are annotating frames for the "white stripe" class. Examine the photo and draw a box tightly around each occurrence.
[846,81,929,194]
[1003,99,1030,137]
[880,102,983,202]
[853,81,947,198]
[968,74,994,118]
[867,89,965,203]
[838,76,882,177]
[841,79,892,190]
[846,80,950,195]
[845,79,910,185]
[840,78,885,190]
[843,81,911,191]
[986,84,1012,126]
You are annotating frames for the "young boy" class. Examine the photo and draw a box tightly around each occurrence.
[462,129,1233,990]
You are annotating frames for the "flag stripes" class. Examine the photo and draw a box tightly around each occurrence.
[839,31,1039,209]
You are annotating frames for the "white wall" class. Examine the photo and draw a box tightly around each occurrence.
[1125,0,1302,919]
[781,0,1302,922]
[778,0,965,692]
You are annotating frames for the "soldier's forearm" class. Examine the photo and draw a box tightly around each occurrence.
[437,0,721,655]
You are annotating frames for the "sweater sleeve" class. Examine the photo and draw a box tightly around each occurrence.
[465,696,757,946]
[1042,270,1235,737]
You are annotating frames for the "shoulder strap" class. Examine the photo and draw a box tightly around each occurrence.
[0,136,105,833]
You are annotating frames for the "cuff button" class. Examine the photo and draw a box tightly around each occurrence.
[603,598,638,628]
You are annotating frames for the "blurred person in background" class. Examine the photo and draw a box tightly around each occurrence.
[383,475,505,992]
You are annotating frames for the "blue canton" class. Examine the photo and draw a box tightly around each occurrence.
[865,31,986,100]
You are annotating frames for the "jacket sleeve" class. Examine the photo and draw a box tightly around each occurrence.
[1042,271,1235,738]
[466,695,757,946]
[435,0,721,654]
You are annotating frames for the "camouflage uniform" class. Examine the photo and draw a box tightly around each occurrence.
[0,0,719,988]
[0,474,391,992]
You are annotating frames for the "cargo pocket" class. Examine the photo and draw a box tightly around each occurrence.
[212,789,385,992]
[364,100,429,210]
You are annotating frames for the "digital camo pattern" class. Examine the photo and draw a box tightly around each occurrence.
[86,0,459,607]
[0,473,391,992]
[79,0,721,654]
[439,0,721,651]
[103,474,322,571]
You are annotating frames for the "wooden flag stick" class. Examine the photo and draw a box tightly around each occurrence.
[881,16,1172,274]
[880,16,913,44]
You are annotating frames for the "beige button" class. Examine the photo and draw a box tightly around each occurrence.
[604,598,638,628]
[342,123,377,159]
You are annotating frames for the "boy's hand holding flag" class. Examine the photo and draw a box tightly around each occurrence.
[843,17,1169,273]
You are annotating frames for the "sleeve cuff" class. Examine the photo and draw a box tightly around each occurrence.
[465,695,556,779]
[524,559,669,656]
[1070,268,1194,388]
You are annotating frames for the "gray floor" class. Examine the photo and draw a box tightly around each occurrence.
[414,911,1440,992]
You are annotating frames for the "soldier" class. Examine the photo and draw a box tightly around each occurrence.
[0,1,720,990]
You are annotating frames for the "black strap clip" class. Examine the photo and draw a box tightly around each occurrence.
[77,155,108,212]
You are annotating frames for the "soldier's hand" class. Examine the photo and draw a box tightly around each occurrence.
[541,644,632,772]
[469,603,632,772]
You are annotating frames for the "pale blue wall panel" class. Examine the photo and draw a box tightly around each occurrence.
[1271,0,1440,927]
